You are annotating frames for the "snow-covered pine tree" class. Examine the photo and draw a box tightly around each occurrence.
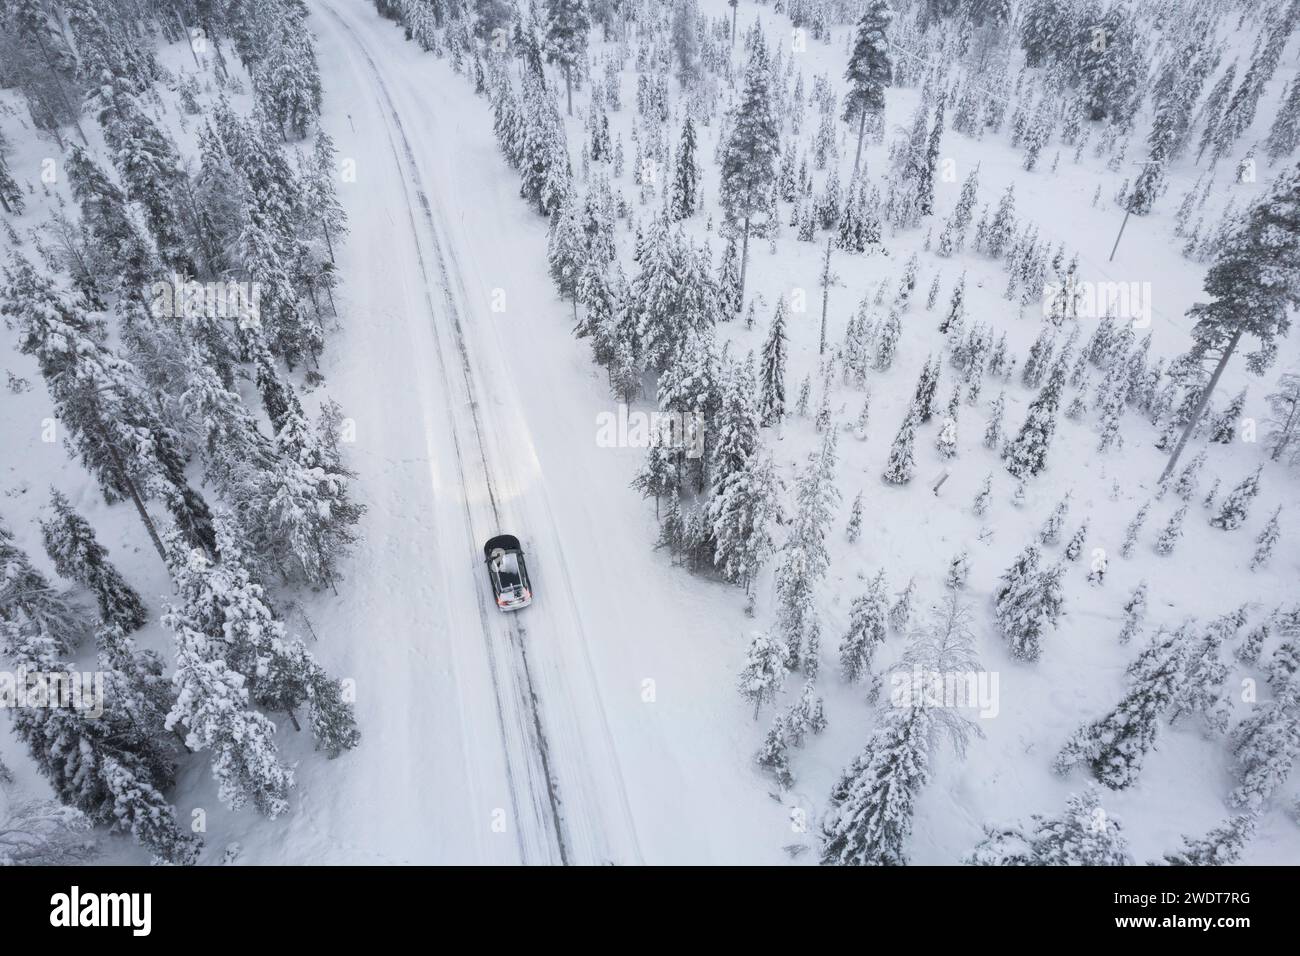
[1,613,200,864]
[845,492,864,543]
[0,256,214,558]
[720,35,780,310]
[1160,161,1300,482]
[776,431,840,671]
[709,447,782,596]
[759,298,788,426]
[1120,501,1151,558]
[1153,504,1188,555]
[738,630,789,718]
[1064,519,1089,561]
[1228,693,1300,812]
[1118,580,1148,644]
[882,406,919,484]
[1210,467,1262,531]
[40,489,146,633]
[543,0,589,116]
[996,544,1064,663]
[669,117,698,221]
[755,714,793,787]
[839,571,888,683]
[1003,360,1066,479]
[842,0,893,177]
[967,789,1132,865]
[888,576,917,632]
[1054,627,1185,789]
[1157,814,1257,866]
[1251,506,1281,569]
[823,593,981,865]
[1038,493,1071,546]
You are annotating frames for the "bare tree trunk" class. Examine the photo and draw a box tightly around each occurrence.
[731,5,738,46]
[1271,393,1299,461]
[737,216,751,316]
[565,64,573,116]
[852,111,867,182]
[1160,329,1243,482]
[96,422,167,562]
[819,236,832,355]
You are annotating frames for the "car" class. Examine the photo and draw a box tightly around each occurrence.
[483,534,533,611]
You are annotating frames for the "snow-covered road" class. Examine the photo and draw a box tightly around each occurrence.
[251,0,783,865]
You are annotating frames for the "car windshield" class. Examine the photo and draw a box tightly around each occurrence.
[494,552,522,589]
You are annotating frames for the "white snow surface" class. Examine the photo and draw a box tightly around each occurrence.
[0,0,1297,865]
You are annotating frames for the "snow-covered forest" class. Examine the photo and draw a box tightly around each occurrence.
[0,0,1298,867]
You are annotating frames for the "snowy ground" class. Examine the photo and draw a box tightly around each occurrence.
[2,0,1298,865]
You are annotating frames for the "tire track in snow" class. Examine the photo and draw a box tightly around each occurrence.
[318,0,570,865]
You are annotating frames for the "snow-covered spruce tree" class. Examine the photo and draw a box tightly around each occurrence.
[719,35,779,312]
[709,448,782,596]
[842,0,893,177]
[888,576,917,633]
[1210,467,1262,531]
[1161,162,1300,482]
[1064,519,1089,561]
[237,200,323,371]
[845,492,864,543]
[738,630,789,719]
[669,117,698,221]
[655,325,719,491]
[1173,449,1207,501]
[1054,627,1185,790]
[759,298,788,426]
[822,594,981,866]
[253,2,323,139]
[983,390,1006,450]
[882,407,919,485]
[1118,580,1148,645]
[776,432,840,672]
[755,713,793,788]
[1038,493,1070,546]
[40,489,146,633]
[1119,500,1151,558]
[994,544,1064,663]
[839,571,888,683]
[972,472,993,517]
[1156,814,1258,866]
[1002,360,1066,479]
[669,0,700,88]
[1153,504,1188,556]
[946,549,970,590]
[911,355,940,423]
[1251,506,1281,570]
[785,679,828,746]
[967,789,1132,866]
[984,184,1016,260]
[518,61,572,217]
